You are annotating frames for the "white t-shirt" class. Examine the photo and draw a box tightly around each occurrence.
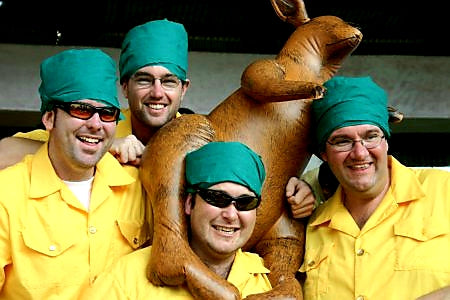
[63,177,94,210]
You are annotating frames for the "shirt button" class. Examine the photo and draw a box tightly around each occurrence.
[133,237,138,244]
[356,248,365,256]
[356,296,365,300]
[49,245,56,251]
[89,226,97,234]
[307,260,315,267]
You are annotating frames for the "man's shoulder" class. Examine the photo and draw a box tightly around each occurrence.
[13,129,49,142]
[234,249,270,273]
[0,154,32,177]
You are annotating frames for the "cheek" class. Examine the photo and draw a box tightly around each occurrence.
[240,211,257,229]
[167,91,183,104]
[104,123,117,136]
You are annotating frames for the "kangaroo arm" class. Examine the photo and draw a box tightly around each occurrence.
[240,59,325,102]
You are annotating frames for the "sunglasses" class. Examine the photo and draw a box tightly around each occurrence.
[53,102,120,122]
[196,188,261,211]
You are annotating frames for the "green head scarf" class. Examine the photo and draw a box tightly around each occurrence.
[119,19,188,82]
[39,48,123,120]
[185,142,266,197]
[312,76,390,152]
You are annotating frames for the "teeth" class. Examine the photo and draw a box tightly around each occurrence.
[214,225,236,233]
[79,136,100,144]
[147,103,165,110]
[352,164,369,169]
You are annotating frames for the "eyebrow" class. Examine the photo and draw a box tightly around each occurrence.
[329,129,382,140]
[133,71,174,78]
[209,189,256,198]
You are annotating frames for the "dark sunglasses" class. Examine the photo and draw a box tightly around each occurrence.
[196,188,261,211]
[53,102,120,122]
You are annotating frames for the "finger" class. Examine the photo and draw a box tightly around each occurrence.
[286,187,310,205]
[285,177,300,197]
[292,204,315,219]
[127,157,142,167]
[127,146,138,162]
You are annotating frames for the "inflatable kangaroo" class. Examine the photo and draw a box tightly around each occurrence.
[140,0,363,299]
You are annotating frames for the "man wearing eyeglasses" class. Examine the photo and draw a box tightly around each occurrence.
[293,76,450,300]
[80,141,273,299]
[0,49,150,299]
[0,19,190,168]
[110,18,191,165]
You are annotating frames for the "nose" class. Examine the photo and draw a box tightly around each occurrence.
[221,202,239,220]
[350,139,369,158]
[84,112,103,130]
[149,79,165,98]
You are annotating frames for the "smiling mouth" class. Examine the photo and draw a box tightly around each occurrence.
[213,225,238,234]
[78,136,101,144]
[145,103,166,110]
[349,163,371,170]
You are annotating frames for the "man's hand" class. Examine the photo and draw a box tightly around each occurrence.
[285,177,316,218]
[109,134,145,166]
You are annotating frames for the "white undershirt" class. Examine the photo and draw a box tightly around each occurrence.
[63,177,94,210]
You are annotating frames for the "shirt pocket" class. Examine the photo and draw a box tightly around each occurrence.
[116,219,151,250]
[19,224,82,289]
[21,224,78,257]
[299,242,333,296]
[394,216,450,272]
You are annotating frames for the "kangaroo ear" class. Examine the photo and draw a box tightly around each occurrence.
[388,105,404,124]
[270,0,310,26]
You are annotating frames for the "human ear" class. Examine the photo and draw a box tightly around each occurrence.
[41,111,55,130]
[185,194,193,215]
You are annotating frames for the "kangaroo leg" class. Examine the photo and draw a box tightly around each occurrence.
[141,114,240,299]
[246,211,305,300]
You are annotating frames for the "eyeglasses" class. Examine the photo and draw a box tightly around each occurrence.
[327,134,385,152]
[131,74,181,90]
[53,102,120,122]
[196,188,261,211]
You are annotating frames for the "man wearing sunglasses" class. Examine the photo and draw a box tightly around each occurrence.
[80,141,272,299]
[0,49,150,299]
[0,19,190,168]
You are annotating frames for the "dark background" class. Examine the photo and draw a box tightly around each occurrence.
[0,0,447,56]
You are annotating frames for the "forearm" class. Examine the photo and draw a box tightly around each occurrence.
[0,137,43,169]
[416,286,450,300]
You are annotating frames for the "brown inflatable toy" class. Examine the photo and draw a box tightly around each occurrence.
[140,0,362,299]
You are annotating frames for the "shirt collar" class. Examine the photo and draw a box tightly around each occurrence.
[29,143,136,199]
[309,156,426,228]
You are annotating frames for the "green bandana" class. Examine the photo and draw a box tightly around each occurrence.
[119,19,188,82]
[185,142,266,197]
[39,48,122,119]
[312,76,390,151]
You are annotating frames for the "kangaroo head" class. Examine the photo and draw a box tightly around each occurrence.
[278,15,363,82]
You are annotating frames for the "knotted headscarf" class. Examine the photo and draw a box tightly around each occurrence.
[39,48,122,119]
[312,76,390,151]
[119,19,188,82]
[185,142,266,197]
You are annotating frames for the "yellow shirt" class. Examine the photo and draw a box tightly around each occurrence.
[300,156,450,300]
[13,108,181,141]
[0,144,152,300]
[81,247,272,299]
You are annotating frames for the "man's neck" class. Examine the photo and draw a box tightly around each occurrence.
[202,254,236,279]
[48,145,96,181]
[130,118,159,145]
[190,241,237,279]
[343,178,390,229]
